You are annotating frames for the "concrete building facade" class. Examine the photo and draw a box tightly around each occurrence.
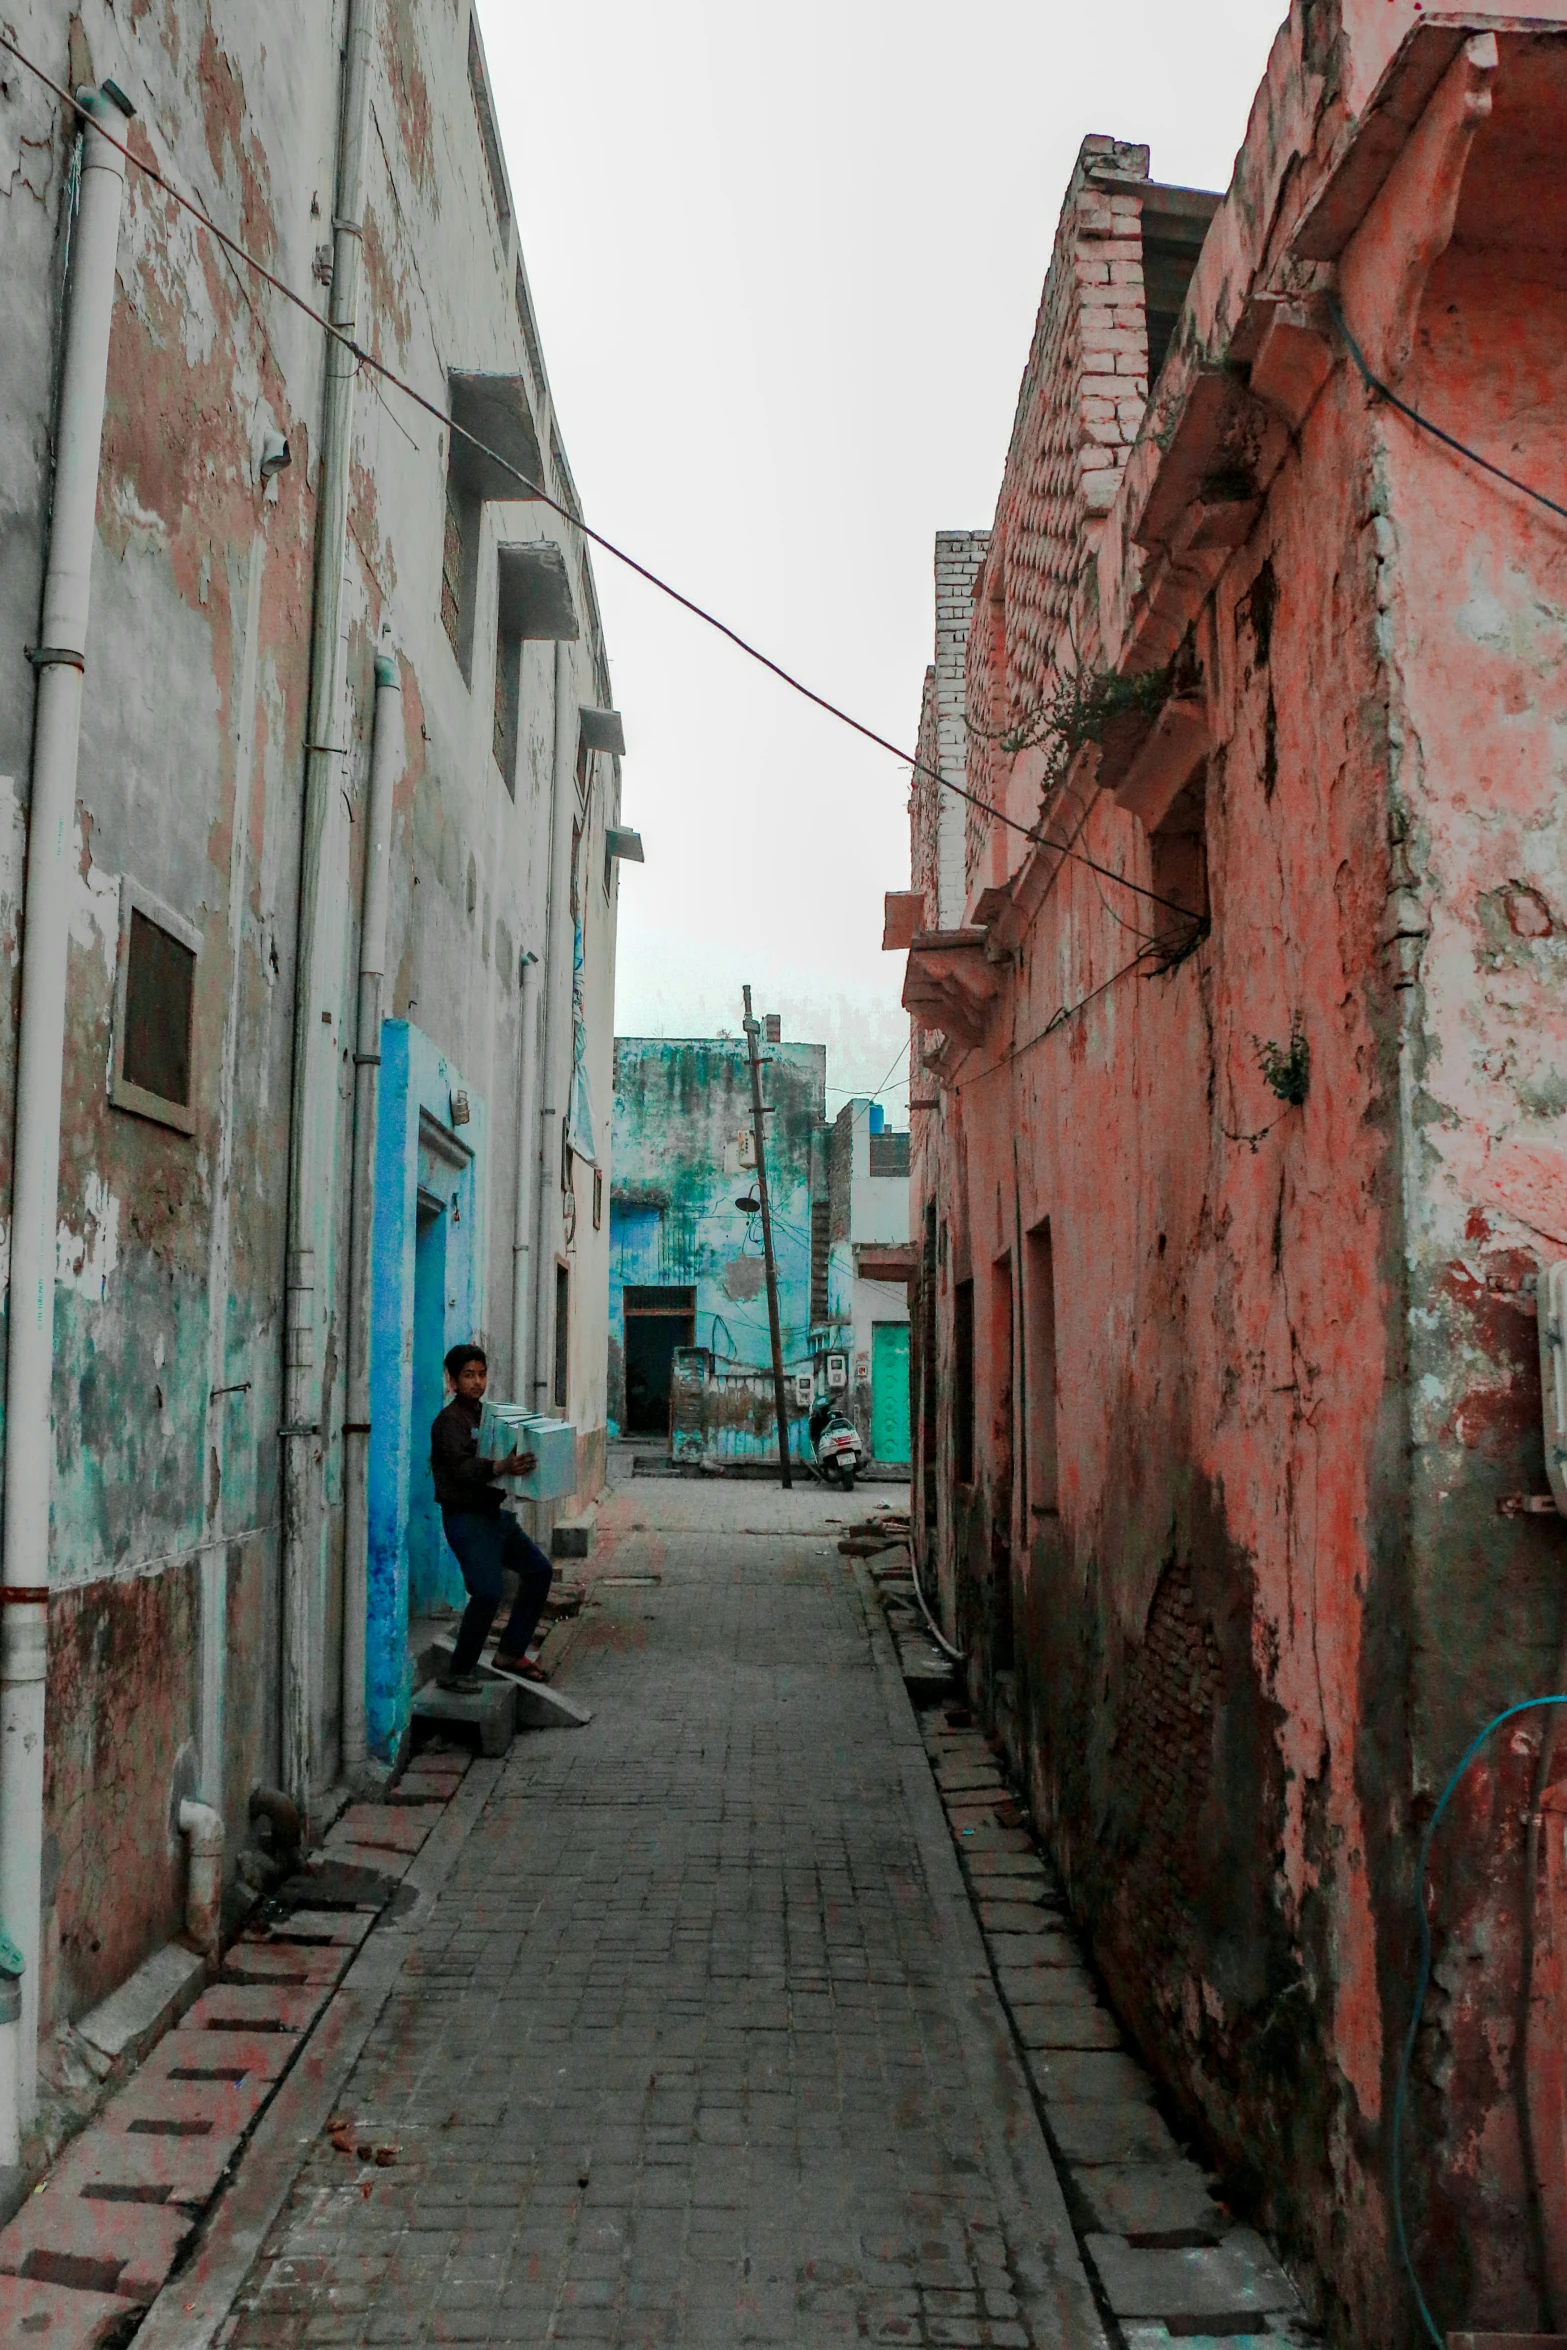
[888,6,1567,2339]
[824,1097,912,1466]
[608,1034,824,1463]
[0,0,624,2169]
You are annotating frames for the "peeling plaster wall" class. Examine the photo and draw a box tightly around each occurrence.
[902,9,1567,2339]
[0,0,618,2058]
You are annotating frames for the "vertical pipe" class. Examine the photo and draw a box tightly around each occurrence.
[0,88,128,2156]
[512,950,540,1393]
[280,0,376,1819]
[531,641,577,1409]
[340,648,401,1776]
[743,986,792,1490]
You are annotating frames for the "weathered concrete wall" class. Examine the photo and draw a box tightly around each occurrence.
[0,0,619,2085]
[898,9,1567,2338]
[609,1037,825,1449]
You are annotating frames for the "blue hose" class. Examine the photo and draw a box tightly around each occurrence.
[1393,1694,1567,2344]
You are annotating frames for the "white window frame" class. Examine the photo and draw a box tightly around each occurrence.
[109,876,201,1136]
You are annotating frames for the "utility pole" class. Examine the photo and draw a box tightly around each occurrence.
[743,987,792,1490]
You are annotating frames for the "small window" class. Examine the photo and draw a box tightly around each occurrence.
[111,881,199,1134]
[553,1262,570,1409]
[593,1167,603,1230]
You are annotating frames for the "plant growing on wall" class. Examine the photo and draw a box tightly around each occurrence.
[975,661,1173,794]
[1255,1024,1310,1106]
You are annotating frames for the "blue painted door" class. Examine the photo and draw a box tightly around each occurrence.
[408,1193,450,1613]
[871,1322,911,1463]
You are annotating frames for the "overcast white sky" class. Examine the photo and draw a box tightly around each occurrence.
[487,2,1288,1111]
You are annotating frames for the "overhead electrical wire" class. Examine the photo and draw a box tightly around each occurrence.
[1332,296,1567,527]
[4,30,1195,927]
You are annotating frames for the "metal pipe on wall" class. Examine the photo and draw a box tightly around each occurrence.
[280,0,376,1820]
[0,87,129,2157]
[511,950,540,1394]
[531,640,578,1411]
[340,648,402,1776]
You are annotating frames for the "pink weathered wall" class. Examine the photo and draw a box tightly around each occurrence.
[904,9,1567,2338]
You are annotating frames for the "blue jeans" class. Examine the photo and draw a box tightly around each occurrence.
[441,1510,554,1674]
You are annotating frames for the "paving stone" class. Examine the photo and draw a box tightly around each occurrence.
[989,1930,1083,1972]
[315,1839,414,1882]
[99,2067,273,2138]
[1046,2099,1182,2165]
[255,1909,375,1948]
[141,2026,300,2085]
[48,2121,246,2207]
[1121,2329,1307,2349]
[331,1806,436,1855]
[960,1851,1052,1882]
[1086,2228,1301,2320]
[1010,2002,1123,2052]
[978,1901,1062,1935]
[0,2183,194,2299]
[1024,2049,1153,2103]
[1069,2160,1226,2238]
[389,1771,463,1806]
[220,1941,348,1988]
[0,2272,131,2343]
[185,1983,328,2035]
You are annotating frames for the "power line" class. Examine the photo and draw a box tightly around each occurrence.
[2,32,1197,928]
[1332,295,1567,526]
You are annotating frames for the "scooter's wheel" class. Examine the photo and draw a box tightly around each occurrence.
[838,1464,856,1492]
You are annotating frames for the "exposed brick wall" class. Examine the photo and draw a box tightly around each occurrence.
[965,138,1154,889]
[932,531,987,925]
[1111,1558,1224,1976]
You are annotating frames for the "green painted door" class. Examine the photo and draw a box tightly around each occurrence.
[871,1322,911,1463]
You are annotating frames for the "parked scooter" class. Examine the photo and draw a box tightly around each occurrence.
[808,1398,865,1490]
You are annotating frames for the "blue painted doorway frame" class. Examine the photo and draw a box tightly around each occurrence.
[364,1022,488,1761]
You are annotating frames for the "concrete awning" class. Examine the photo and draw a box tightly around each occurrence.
[496,542,578,640]
[579,708,626,757]
[448,372,544,500]
[901,929,999,1048]
[856,1244,917,1285]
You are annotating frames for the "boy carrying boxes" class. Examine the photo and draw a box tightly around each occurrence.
[430,1343,554,1693]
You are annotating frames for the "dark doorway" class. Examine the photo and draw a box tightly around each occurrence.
[623,1286,696,1434]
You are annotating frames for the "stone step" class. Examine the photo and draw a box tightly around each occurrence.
[0,2272,132,2344]
[0,2187,195,2302]
[1085,2227,1302,2325]
[411,1673,515,1757]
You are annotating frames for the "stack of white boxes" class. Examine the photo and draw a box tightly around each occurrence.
[477,1400,578,1502]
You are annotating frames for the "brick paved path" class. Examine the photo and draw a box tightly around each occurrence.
[227,1478,1103,2348]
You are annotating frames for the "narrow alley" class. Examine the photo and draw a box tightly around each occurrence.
[168,1474,1297,2350]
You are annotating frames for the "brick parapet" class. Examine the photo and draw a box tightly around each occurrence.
[964,140,1152,894]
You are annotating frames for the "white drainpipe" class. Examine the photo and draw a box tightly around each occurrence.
[532,642,578,1412]
[0,88,129,2162]
[341,648,402,1775]
[177,1799,225,1965]
[511,949,540,1394]
[280,0,375,1819]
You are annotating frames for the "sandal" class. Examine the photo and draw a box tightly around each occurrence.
[489,1652,549,1685]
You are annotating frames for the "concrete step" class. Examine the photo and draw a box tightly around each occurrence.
[410,1673,514,1758]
